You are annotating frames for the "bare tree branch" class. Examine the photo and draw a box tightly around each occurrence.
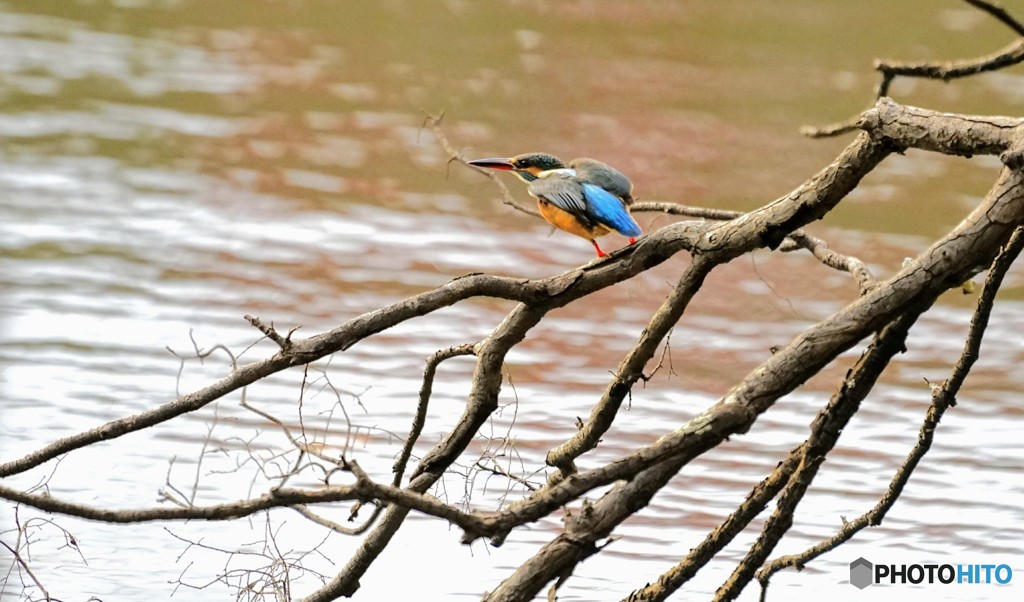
[754,225,1024,593]
[875,38,1024,97]
[0,538,50,601]
[425,112,542,218]
[965,0,1024,36]
[542,259,712,483]
[632,202,877,292]
[805,0,1024,138]
[623,446,805,602]
[394,343,477,485]
[713,310,924,601]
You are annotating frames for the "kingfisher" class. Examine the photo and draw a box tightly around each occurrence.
[467,152,641,257]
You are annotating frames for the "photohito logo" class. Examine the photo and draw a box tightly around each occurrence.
[849,557,1013,589]
[850,557,873,589]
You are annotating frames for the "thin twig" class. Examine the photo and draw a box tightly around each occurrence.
[964,0,1024,37]
[394,344,477,486]
[245,314,298,351]
[473,460,539,493]
[423,112,541,217]
[805,0,1024,137]
[784,231,876,293]
[0,538,50,601]
[633,201,876,290]
[875,38,1024,90]
[631,201,744,221]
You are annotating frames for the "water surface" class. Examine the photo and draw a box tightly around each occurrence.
[2,1,1023,600]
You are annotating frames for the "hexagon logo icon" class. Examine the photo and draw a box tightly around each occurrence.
[849,557,873,589]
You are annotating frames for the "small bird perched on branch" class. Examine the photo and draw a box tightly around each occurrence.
[468,152,641,257]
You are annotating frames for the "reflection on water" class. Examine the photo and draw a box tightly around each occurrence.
[2,1,1023,600]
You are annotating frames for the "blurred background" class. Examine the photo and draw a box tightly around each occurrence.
[1,1,1023,600]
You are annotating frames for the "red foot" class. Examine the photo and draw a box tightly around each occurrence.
[591,240,607,257]
[628,237,636,244]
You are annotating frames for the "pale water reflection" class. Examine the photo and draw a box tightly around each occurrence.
[2,1,1023,601]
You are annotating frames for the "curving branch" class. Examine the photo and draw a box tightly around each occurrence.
[754,225,1024,594]
[541,258,713,483]
[964,0,1024,36]
[425,112,541,218]
[1,536,50,599]
[874,38,1024,97]
[712,310,924,601]
[804,0,1024,138]
[632,202,877,292]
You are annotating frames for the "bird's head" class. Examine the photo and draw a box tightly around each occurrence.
[468,152,566,183]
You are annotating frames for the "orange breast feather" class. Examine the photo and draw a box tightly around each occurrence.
[537,200,611,240]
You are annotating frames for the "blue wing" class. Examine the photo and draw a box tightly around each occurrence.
[581,183,641,237]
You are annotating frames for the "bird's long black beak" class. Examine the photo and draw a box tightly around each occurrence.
[467,158,515,171]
